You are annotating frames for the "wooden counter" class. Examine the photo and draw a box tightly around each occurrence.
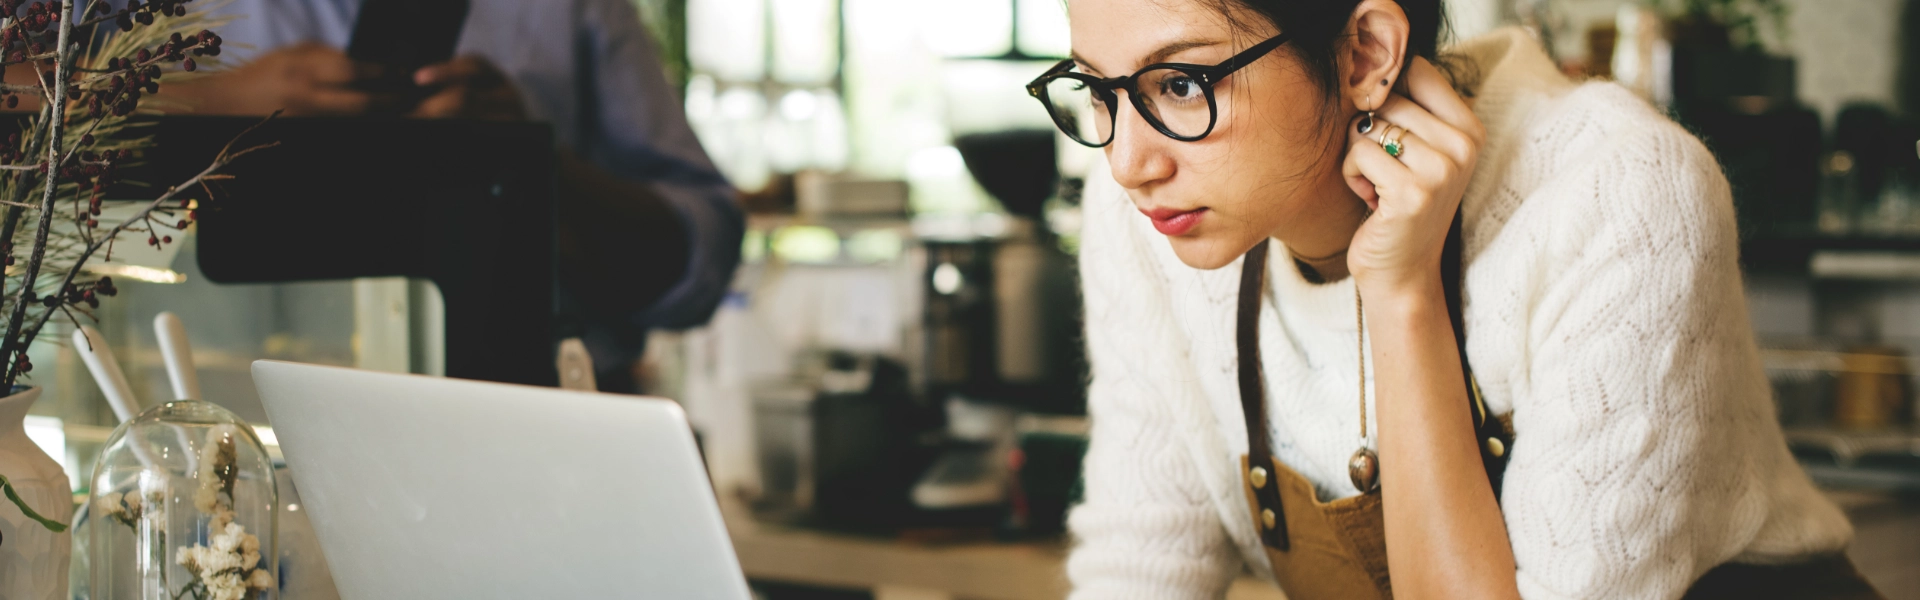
[727,511,1286,600]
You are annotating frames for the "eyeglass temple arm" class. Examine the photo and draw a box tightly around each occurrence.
[1208,33,1293,78]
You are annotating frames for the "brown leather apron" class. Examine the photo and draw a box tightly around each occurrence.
[1231,241,1883,600]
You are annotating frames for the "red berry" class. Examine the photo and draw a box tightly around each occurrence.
[182,58,195,71]
[161,235,171,243]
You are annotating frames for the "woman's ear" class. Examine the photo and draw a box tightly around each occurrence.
[1340,0,1410,112]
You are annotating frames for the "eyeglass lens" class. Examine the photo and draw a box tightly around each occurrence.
[1041,77,1111,146]
[1043,67,1214,146]
[1135,68,1212,138]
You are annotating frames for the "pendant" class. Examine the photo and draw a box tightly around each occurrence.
[1348,448,1379,492]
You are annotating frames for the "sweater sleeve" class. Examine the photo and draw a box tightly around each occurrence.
[1066,169,1242,600]
[1495,95,1850,599]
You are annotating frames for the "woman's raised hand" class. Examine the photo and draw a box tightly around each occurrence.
[1342,57,1486,300]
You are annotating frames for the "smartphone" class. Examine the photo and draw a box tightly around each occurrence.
[346,0,471,98]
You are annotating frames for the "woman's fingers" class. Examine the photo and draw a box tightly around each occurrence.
[1346,116,1412,210]
[1342,59,1484,292]
[1348,118,1460,211]
[1375,94,1475,168]
[1404,57,1482,143]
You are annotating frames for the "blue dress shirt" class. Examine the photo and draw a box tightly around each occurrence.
[196,0,744,378]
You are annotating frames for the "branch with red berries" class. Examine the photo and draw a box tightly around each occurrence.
[0,0,262,390]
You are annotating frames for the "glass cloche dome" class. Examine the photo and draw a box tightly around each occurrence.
[88,400,278,600]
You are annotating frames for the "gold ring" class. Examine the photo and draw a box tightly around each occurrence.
[1373,123,1396,146]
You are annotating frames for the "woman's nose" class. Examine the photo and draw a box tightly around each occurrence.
[1105,101,1175,190]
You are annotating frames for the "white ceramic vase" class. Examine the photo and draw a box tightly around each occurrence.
[0,387,72,600]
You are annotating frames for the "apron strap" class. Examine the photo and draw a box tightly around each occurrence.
[1237,239,1289,550]
[1444,210,1512,498]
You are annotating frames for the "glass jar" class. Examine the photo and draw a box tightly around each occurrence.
[87,401,277,600]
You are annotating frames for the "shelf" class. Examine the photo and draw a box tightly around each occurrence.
[1785,427,1920,491]
[1742,231,1920,274]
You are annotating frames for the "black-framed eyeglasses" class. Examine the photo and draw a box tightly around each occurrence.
[1026,33,1292,148]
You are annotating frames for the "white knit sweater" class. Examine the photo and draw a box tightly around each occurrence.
[1067,28,1854,600]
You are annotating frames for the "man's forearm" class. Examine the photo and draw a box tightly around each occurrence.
[554,150,688,319]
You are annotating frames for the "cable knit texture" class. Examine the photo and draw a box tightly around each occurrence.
[1067,28,1854,600]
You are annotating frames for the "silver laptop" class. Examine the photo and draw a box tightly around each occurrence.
[252,360,752,599]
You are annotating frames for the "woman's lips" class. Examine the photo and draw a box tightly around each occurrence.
[1142,207,1209,236]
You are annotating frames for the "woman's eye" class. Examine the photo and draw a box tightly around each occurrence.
[1160,75,1200,100]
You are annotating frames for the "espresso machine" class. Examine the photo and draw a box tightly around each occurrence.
[913,128,1084,513]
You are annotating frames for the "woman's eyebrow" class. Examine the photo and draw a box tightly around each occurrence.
[1069,39,1225,77]
[1143,39,1224,65]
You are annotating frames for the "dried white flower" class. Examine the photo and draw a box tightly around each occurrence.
[246,568,275,590]
[195,424,241,513]
[204,571,246,600]
[174,545,198,572]
[210,522,243,553]
[175,512,272,599]
[99,492,123,517]
[193,487,219,513]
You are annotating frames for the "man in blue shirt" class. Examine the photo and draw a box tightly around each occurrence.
[161,0,743,391]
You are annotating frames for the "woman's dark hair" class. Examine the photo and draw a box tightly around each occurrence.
[1206,0,1450,107]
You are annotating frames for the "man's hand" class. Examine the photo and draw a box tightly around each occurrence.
[173,43,375,116]
[410,56,525,121]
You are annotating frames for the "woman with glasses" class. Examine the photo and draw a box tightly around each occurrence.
[1044,0,1877,598]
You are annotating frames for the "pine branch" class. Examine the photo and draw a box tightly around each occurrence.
[13,114,279,357]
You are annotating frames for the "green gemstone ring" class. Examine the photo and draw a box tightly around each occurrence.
[1379,124,1406,158]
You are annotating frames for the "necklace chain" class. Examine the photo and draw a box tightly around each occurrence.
[1356,284,1369,444]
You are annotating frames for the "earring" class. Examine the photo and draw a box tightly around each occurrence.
[1358,110,1375,134]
